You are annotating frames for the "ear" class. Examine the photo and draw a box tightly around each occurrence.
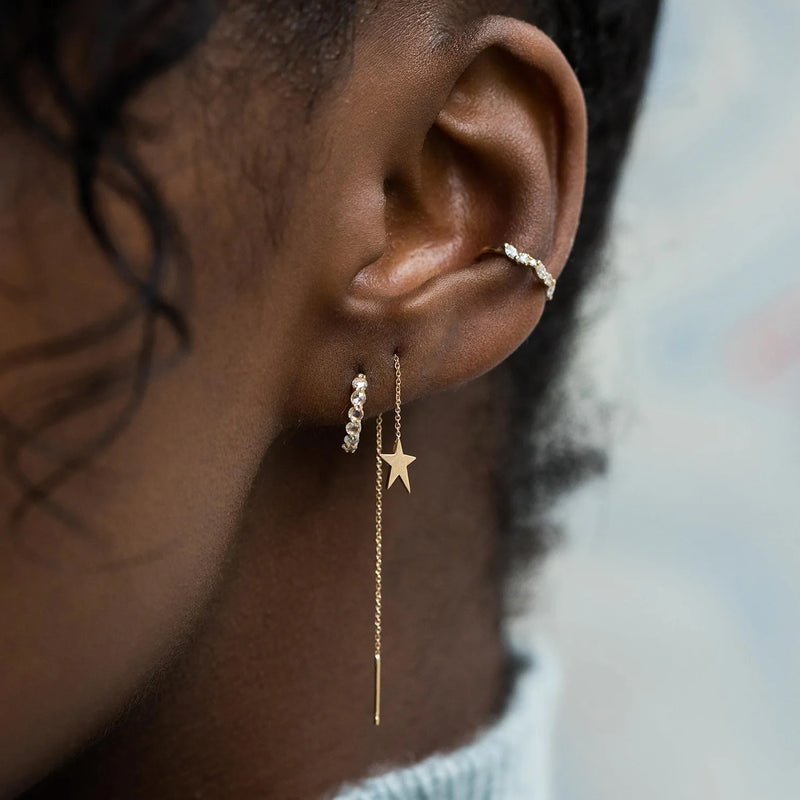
[283,14,586,423]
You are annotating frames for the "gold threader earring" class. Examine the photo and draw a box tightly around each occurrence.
[372,354,415,725]
[481,242,557,300]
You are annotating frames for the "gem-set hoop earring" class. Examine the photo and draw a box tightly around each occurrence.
[342,373,368,453]
[481,242,556,300]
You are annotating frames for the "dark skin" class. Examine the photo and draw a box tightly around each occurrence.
[0,3,586,798]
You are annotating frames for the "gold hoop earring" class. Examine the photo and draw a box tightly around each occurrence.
[481,242,557,300]
[372,354,416,725]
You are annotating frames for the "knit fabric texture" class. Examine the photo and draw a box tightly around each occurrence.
[330,638,559,800]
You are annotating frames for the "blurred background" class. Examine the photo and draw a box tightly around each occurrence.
[523,0,800,797]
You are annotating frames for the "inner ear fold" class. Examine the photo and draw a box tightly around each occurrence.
[349,19,586,303]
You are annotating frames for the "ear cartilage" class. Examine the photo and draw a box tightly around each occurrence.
[481,243,556,301]
[342,373,368,453]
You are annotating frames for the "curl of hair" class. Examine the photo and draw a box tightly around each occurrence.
[0,1,216,526]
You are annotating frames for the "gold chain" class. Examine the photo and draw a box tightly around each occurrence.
[374,355,401,725]
[393,353,402,443]
[374,413,383,725]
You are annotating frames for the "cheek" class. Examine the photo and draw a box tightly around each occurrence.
[0,70,299,788]
[0,276,275,791]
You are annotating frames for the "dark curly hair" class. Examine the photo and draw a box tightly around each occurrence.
[0,0,660,564]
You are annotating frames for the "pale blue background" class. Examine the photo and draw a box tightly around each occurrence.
[526,1,800,797]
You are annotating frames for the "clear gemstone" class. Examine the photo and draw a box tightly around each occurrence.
[351,390,366,406]
[352,375,368,390]
[520,253,533,266]
[346,421,361,437]
[547,285,555,300]
[349,406,364,422]
[504,243,518,259]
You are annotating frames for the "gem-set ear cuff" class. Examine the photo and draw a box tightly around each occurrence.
[481,242,556,300]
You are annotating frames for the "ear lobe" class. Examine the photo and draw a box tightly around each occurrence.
[343,17,586,396]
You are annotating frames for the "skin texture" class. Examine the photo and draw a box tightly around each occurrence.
[0,4,586,798]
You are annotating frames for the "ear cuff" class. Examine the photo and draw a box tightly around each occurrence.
[481,242,556,301]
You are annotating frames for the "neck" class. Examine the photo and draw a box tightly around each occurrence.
[22,378,508,800]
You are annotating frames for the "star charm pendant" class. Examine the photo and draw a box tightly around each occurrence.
[380,438,416,493]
